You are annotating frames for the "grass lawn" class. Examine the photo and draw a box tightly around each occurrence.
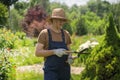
[16,71,80,80]
[16,71,44,80]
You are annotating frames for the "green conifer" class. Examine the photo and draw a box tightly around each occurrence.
[80,13,120,80]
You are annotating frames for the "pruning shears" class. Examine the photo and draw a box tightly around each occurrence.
[65,48,89,58]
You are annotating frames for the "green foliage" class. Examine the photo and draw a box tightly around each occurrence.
[103,13,119,46]
[50,2,68,11]
[87,0,110,18]
[29,0,50,12]
[80,13,120,80]
[0,28,18,49]
[112,2,120,33]
[70,18,78,33]
[14,2,29,15]
[0,3,8,27]
[9,9,23,31]
[80,5,89,15]
[0,28,43,80]
[0,28,36,49]
[0,0,18,7]
[71,11,106,35]
[0,47,42,80]
[16,71,43,80]
[0,49,16,80]
[10,47,43,66]
[71,74,81,80]
[16,71,80,80]
[83,12,106,35]
[63,23,73,35]
[76,16,87,35]
[0,28,42,65]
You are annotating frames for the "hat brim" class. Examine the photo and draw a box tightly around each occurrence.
[46,16,70,23]
[51,17,70,22]
[51,16,67,20]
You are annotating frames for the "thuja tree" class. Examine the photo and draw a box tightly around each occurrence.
[80,13,120,80]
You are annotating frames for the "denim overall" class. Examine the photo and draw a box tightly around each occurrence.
[43,29,70,80]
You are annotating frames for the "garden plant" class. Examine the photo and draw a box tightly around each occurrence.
[80,14,120,80]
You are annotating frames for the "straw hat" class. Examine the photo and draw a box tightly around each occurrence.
[50,8,68,21]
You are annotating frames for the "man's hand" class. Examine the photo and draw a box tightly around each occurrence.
[53,48,67,57]
[67,58,74,64]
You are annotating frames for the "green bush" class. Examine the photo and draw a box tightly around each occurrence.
[80,14,120,80]
[13,47,43,66]
[0,28,18,49]
[0,49,16,80]
[0,28,36,49]
[0,3,8,27]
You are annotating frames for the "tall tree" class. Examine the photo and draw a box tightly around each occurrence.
[29,0,50,13]
[87,0,110,18]
[0,0,18,8]
[0,3,8,27]
[76,16,87,35]
[14,2,29,15]
[112,2,120,33]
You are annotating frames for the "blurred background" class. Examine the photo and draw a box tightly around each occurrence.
[0,0,120,80]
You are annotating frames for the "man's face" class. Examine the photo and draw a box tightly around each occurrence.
[52,18,66,27]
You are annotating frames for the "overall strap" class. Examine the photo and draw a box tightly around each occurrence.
[48,29,65,43]
[47,29,52,42]
[61,29,65,43]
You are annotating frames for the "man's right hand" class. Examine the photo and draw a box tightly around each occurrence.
[53,48,67,57]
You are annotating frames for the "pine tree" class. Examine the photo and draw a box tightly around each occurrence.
[80,13,120,80]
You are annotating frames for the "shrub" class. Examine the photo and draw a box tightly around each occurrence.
[80,13,120,80]
[0,49,16,80]
[0,28,35,49]
[0,28,18,49]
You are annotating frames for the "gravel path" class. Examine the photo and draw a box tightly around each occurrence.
[17,64,84,75]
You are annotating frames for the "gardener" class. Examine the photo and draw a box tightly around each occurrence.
[35,8,72,80]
